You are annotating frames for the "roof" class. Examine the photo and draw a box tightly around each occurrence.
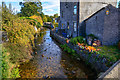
[84,4,120,22]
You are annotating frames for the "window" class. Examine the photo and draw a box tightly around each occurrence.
[62,11,63,18]
[67,22,69,29]
[65,3,68,8]
[74,5,77,14]
[62,23,63,28]
[73,22,77,31]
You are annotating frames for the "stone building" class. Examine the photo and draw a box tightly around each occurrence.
[59,0,117,37]
[59,0,119,45]
[85,4,120,45]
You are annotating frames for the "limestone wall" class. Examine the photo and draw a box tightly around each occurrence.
[79,0,117,22]
[103,6,120,45]
[85,7,105,42]
[85,5,120,45]
[60,2,80,37]
[50,30,110,73]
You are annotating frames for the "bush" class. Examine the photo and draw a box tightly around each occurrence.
[2,45,20,78]
[30,15,43,27]
[70,36,86,45]
[2,18,35,64]
[60,44,76,54]
[54,23,58,28]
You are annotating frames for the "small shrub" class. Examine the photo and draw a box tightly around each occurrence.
[70,36,86,45]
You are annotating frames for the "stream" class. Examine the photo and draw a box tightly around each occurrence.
[19,29,96,79]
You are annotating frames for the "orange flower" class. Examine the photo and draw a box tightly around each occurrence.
[77,43,81,46]
[96,49,101,51]
[66,40,69,43]
[85,46,96,52]
[81,43,84,46]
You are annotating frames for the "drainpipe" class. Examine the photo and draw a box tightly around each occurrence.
[77,2,79,37]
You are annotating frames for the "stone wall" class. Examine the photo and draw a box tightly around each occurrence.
[85,5,120,45]
[60,2,79,38]
[79,1,117,22]
[50,30,110,73]
[103,6,120,45]
[85,7,105,42]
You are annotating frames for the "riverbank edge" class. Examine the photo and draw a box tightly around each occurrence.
[50,30,119,78]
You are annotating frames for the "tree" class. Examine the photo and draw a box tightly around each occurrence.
[53,13,58,18]
[46,15,52,22]
[43,16,47,22]
[19,1,42,17]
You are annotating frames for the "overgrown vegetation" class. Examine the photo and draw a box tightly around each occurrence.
[60,44,75,54]
[70,36,86,45]
[2,45,20,78]
[1,1,44,78]
[96,46,120,64]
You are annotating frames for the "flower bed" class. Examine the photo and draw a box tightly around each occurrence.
[70,37,120,67]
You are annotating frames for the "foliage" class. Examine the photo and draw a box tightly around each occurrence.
[70,36,86,45]
[53,13,59,18]
[2,2,37,79]
[42,15,47,23]
[96,46,120,63]
[2,45,20,78]
[60,44,76,54]
[30,15,43,27]
[52,20,55,25]
[19,1,42,17]
[45,15,52,22]
[2,18,35,63]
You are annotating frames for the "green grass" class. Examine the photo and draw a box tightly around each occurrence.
[0,44,2,79]
[96,46,120,62]
[70,36,86,45]
[2,44,20,78]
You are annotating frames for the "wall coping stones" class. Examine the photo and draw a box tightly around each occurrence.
[98,60,120,79]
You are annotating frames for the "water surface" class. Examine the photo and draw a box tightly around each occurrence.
[19,29,96,78]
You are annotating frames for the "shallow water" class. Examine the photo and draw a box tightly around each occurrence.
[19,29,96,78]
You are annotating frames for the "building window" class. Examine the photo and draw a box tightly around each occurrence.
[62,23,63,28]
[62,11,63,18]
[67,22,69,29]
[74,5,77,14]
[73,22,77,31]
[65,3,68,8]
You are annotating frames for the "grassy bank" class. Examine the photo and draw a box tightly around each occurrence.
[68,36,120,67]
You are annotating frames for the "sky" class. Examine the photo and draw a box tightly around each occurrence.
[0,0,120,16]
[1,0,60,16]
